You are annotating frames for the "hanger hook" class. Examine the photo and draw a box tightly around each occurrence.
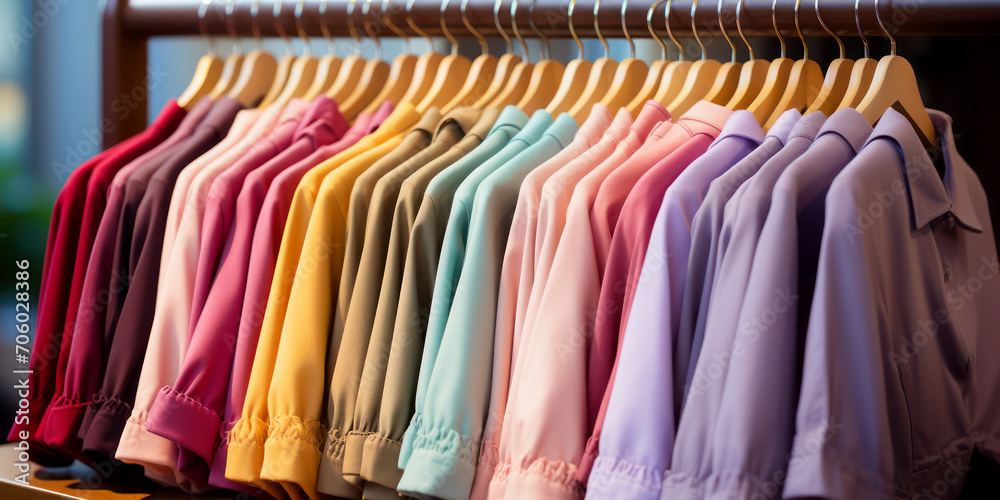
[294,0,311,56]
[273,0,292,56]
[528,0,550,60]
[461,0,489,55]
[855,0,869,58]
[494,0,514,53]
[317,0,335,53]
[198,0,218,56]
[736,0,754,60]
[816,0,844,58]
[347,0,362,55]
[647,0,668,60]
[621,0,635,59]
[874,0,895,55]
[691,0,706,61]
[794,0,807,59]
[405,0,434,52]
[771,0,786,58]
[665,0,683,62]
[224,0,241,54]
[250,0,263,49]
[511,0,530,59]
[568,0,583,59]
[594,0,609,59]
[440,0,459,56]
[717,0,735,64]
[383,0,411,54]
[362,0,382,60]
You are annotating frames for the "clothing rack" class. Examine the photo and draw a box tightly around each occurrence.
[102,0,1000,147]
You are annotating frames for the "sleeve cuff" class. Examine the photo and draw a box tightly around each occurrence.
[492,456,584,500]
[585,455,664,500]
[316,429,363,499]
[145,385,222,465]
[396,446,477,500]
[259,415,325,500]
[342,430,369,480]
[224,416,268,484]
[115,413,181,487]
[80,394,132,458]
[359,432,404,489]
[782,437,894,500]
[37,396,90,461]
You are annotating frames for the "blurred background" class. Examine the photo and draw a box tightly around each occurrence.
[0,0,999,444]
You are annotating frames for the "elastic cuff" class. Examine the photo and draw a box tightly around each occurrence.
[37,398,90,461]
[576,433,600,485]
[585,455,663,500]
[660,471,708,500]
[360,433,403,489]
[225,418,267,485]
[209,441,273,498]
[469,438,500,500]
[493,456,584,500]
[80,394,132,457]
[260,416,324,500]
[145,385,222,465]
[316,430,362,499]
[396,447,476,500]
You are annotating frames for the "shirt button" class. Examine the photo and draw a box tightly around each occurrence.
[967,355,976,373]
[944,267,952,282]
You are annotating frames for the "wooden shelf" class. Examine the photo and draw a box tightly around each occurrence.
[0,444,236,499]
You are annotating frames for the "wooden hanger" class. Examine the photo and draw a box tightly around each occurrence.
[724,0,769,110]
[472,0,526,109]
[354,0,417,113]
[487,0,540,109]
[516,22,565,112]
[652,0,692,109]
[206,0,248,101]
[326,0,371,104]
[370,1,445,113]
[746,0,795,124]
[442,0,499,111]
[415,0,473,113]
[270,0,321,109]
[301,0,343,101]
[256,0,298,109]
[804,0,853,116]
[597,0,650,116]
[178,1,223,110]
[856,0,935,144]
[665,0,721,118]
[544,0,593,116]
[838,0,878,110]
[702,0,742,106]
[764,0,823,129]
[568,0,619,122]
[624,0,672,117]
[225,1,278,108]
[339,0,392,116]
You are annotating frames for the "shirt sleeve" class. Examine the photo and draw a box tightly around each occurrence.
[782,179,896,500]
[396,181,517,500]
[586,199,692,500]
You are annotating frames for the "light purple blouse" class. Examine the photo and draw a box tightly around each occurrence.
[584,111,765,499]
[665,109,872,499]
[784,109,1000,498]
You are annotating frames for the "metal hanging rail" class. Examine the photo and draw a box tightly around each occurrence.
[102,0,1000,146]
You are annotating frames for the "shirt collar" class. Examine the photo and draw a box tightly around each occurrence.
[176,96,216,136]
[197,97,243,135]
[411,107,444,136]
[507,108,552,145]
[294,96,347,142]
[767,108,803,145]
[658,100,732,144]
[863,107,983,233]
[624,101,672,153]
[709,110,765,149]
[373,102,422,139]
[434,107,482,141]
[575,104,614,148]
[489,105,530,137]
[149,99,187,135]
[466,108,501,142]
[543,113,580,149]
[786,111,826,143]
[816,108,871,154]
